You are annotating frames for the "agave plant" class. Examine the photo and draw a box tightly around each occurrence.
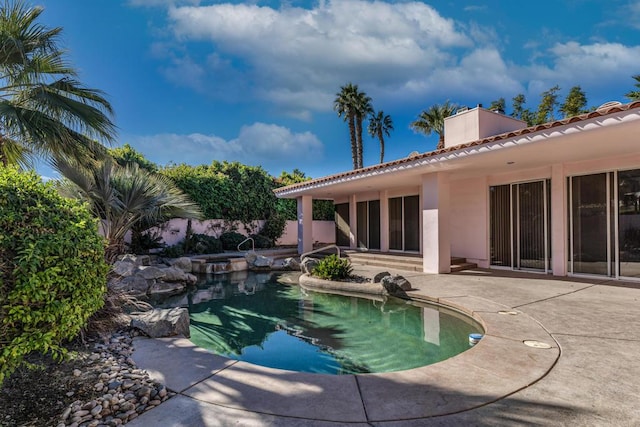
[55,156,203,262]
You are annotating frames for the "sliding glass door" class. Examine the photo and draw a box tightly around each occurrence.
[490,180,550,271]
[618,169,640,279]
[569,173,611,275]
[357,200,380,250]
[389,195,420,252]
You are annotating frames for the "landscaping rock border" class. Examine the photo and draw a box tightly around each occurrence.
[57,331,174,427]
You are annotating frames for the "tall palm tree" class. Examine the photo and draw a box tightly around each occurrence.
[368,110,393,163]
[334,83,359,169]
[0,1,115,167]
[55,156,203,262]
[410,101,457,150]
[625,75,640,101]
[352,89,372,169]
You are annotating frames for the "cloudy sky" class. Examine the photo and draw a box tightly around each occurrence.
[37,0,640,178]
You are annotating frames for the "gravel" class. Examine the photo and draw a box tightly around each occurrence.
[0,330,174,427]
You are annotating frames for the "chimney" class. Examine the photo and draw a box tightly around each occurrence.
[443,106,526,149]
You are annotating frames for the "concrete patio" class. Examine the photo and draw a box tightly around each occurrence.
[128,267,640,426]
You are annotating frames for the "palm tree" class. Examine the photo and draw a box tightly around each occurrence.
[334,83,359,169]
[368,110,393,163]
[0,1,115,167]
[55,156,203,262]
[410,101,457,150]
[334,83,371,169]
[625,75,640,101]
[352,89,372,169]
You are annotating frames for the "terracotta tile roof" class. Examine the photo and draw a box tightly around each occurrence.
[274,100,640,195]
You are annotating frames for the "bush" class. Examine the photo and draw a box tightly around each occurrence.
[185,233,223,254]
[260,211,287,243]
[220,231,247,251]
[159,244,184,258]
[250,234,273,249]
[0,168,109,385]
[312,255,353,281]
[129,230,163,254]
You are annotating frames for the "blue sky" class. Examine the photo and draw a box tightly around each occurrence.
[36,0,640,179]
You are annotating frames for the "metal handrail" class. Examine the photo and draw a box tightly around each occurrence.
[237,237,255,252]
[300,244,340,261]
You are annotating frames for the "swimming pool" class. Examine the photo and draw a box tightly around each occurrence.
[171,271,482,375]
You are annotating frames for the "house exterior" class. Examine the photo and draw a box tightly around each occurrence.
[274,101,640,280]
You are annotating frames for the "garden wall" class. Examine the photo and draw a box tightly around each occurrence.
[153,218,335,248]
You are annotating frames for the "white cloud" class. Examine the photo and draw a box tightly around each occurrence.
[129,0,199,7]
[126,123,324,172]
[524,42,640,92]
[162,0,472,111]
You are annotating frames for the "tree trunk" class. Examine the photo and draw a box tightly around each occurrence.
[378,131,385,163]
[436,134,445,150]
[355,114,364,169]
[348,114,358,169]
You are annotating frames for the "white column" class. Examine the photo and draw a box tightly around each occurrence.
[551,164,567,276]
[349,194,357,248]
[380,190,389,252]
[297,195,313,254]
[422,172,451,274]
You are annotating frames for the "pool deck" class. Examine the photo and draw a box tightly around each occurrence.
[128,267,640,426]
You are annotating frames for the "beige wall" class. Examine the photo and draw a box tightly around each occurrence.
[146,218,335,248]
[449,177,489,266]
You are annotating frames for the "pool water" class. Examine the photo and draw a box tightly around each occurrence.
[167,271,482,375]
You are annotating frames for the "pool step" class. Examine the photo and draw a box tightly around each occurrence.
[344,251,478,273]
[344,251,423,272]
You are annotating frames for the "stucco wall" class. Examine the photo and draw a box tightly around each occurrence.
[148,218,335,247]
[449,177,488,265]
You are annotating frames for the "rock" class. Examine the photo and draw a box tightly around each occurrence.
[118,254,150,266]
[137,266,166,280]
[373,271,391,283]
[148,281,186,296]
[381,275,412,293]
[73,369,82,377]
[130,307,190,338]
[91,404,103,416]
[282,258,300,271]
[109,275,150,296]
[159,266,189,282]
[253,255,273,269]
[244,252,258,265]
[301,257,320,274]
[170,257,192,273]
[111,260,138,278]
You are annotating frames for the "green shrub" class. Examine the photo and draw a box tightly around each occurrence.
[312,255,353,280]
[160,244,185,258]
[260,211,287,243]
[0,168,108,385]
[185,233,223,254]
[250,234,273,249]
[129,230,163,254]
[220,231,247,251]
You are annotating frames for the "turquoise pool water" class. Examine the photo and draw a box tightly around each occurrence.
[176,271,481,375]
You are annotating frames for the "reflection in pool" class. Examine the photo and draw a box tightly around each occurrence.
[156,271,482,375]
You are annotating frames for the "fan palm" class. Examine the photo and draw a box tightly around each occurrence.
[55,156,203,262]
[625,75,640,101]
[410,101,457,150]
[352,89,372,169]
[368,110,393,163]
[334,83,359,169]
[0,1,115,167]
